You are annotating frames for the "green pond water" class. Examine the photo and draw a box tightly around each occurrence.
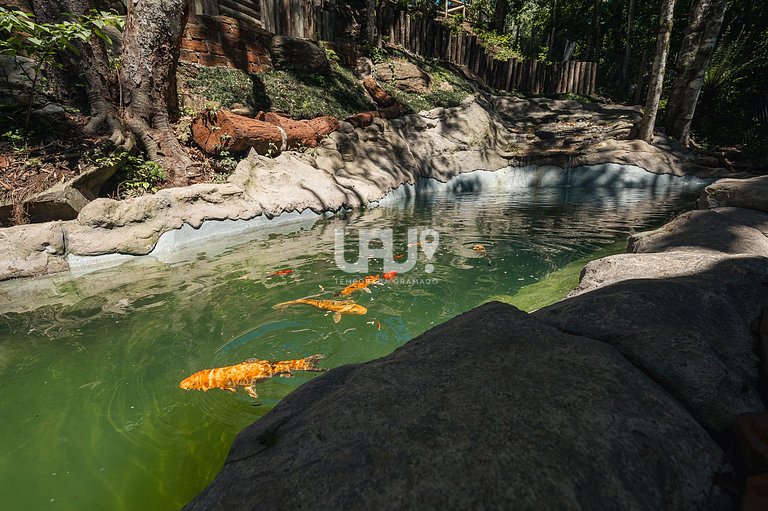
[0,182,702,510]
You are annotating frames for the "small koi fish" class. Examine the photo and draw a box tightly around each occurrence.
[179,355,325,399]
[393,254,405,260]
[273,298,368,323]
[338,274,379,296]
[473,244,492,266]
[382,271,398,280]
[268,269,293,277]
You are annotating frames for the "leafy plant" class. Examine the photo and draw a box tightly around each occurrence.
[1,128,31,152]
[215,150,238,173]
[0,7,124,128]
[116,154,166,198]
[476,30,524,62]
[323,47,341,68]
[365,44,389,64]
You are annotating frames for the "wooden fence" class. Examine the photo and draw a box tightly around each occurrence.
[191,0,262,27]
[259,0,335,40]
[379,9,596,96]
[191,0,597,96]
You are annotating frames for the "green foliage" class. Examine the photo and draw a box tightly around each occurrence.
[397,0,437,17]
[186,66,254,110]
[1,128,31,151]
[379,58,474,113]
[215,150,238,173]
[184,63,374,120]
[365,44,389,64]
[323,47,341,68]
[465,0,494,26]
[476,30,524,61]
[702,32,765,104]
[115,155,166,198]
[0,7,123,127]
[441,13,464,34]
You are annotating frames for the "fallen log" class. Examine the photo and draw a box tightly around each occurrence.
[344,103,407,128]
[191,109,339,155]
[362,77,396,108]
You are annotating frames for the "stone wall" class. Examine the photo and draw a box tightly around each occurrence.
[180,14,273,73]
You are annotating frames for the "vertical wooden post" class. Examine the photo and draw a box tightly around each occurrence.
[503,59,514,91]
[588,62,597,96]
[510,59,519,91]
[470,36,480,74]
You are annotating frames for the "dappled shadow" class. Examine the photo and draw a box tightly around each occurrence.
[249,69,373,119]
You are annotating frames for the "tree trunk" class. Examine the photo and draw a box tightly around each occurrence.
[366,0,377,46]
[637,0,676,143]
[633,47,648,105]
[620,0,636,93]
[493,0,509,34]
[31,0,128,145]
[120,0,194,186]
[664,0,727,145]
[547,0,557,60]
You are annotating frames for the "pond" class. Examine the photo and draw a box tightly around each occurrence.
[0,168,706,510]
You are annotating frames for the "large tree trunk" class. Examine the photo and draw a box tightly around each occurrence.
[637,0,676,143]
[620,0,636,94]
[664,0,727,145]
[120,0,194,186]
[493,0,509,34]
[366,0,377,46]
[31,0,128,145]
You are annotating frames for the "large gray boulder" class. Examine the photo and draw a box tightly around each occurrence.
[628,209,768,257]
[699,175,768,213]
[268,35,330,75]
[536,255,768,431]
[185,302,731,511]
[374,61,431,93]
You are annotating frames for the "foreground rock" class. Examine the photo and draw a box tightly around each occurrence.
[185,302,731,511]
[536,255,768,432]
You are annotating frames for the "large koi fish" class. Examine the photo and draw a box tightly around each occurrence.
[179,354,324,399]
[273,298,367,323]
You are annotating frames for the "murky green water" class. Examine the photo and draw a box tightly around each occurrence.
[0,182,702,510]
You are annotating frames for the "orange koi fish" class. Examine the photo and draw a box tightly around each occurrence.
[273,298,368,323]
[338,274,380,296]
[473,244,492,266]
[268,269,293,277]
[382,271,398,280]
[179,354,324,399]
